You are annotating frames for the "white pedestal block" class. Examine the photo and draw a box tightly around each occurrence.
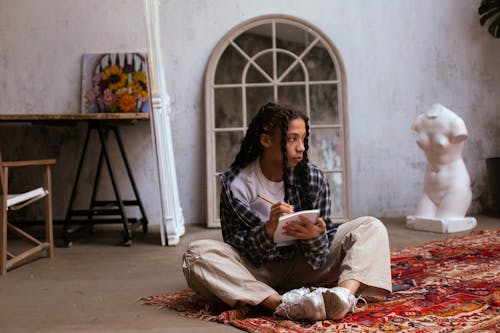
[406,215,477,233]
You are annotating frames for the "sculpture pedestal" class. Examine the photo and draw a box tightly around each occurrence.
[406,215,477,233]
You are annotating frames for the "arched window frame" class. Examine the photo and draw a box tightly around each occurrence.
[205,14,351,227]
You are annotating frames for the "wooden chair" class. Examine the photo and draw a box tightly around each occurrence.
[0,152,56,274]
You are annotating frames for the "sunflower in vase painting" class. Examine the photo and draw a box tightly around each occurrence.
[82,53,150,114]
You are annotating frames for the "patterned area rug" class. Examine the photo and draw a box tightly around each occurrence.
[140,229,500,332]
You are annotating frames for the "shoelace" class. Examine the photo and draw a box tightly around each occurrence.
[351,295,368,313]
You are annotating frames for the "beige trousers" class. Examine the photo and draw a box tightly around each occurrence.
[182,216,392,307]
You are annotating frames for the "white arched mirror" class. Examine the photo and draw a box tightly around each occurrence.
[205,15,351,227]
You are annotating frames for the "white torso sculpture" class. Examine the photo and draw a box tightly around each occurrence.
[406,104,477,233]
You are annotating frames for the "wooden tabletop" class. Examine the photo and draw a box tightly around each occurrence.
[0,113,150,122]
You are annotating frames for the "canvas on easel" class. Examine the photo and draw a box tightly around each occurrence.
[81,53,150,114]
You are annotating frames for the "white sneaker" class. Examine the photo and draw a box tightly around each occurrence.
[280,287,311,303]
[322,287,358,320]
[274,290,326,320]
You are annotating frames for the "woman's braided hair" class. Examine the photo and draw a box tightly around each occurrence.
[230,102,313,209]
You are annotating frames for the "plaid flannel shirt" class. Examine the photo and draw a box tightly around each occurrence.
[219,163,337,270]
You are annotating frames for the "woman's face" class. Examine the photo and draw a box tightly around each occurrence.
[284,118,306,167]
[267,118,306,168]
[262,117,307,169]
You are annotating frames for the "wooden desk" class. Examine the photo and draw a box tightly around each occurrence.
[0,113,149,123]
[0,113,150,246]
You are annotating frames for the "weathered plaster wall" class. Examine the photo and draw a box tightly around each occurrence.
[0,0,161,223]
[1,0,499,226]
[159,0,500,217]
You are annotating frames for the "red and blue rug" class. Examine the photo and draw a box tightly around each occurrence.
[140,229,500,332]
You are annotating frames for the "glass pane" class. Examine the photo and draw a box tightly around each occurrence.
[216,131,244,172]
[248,52,273,83]
[215,44,247,84]
[277,85,305,110]
[246,86,274,121]
[276,23,315,56]
[326,172,344,217]
[277,52,304,82]
[234,24,272,58]
[310,84,339,125]
[214,88,242,128]
[303,40,336,81]
[309,128,343,170]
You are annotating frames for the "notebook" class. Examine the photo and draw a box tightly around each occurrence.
[273,209,320,246]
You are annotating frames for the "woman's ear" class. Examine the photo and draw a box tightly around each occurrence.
[260,133,272,148]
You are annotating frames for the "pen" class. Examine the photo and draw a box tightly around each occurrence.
[257,194,276,205]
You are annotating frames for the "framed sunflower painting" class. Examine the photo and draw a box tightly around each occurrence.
[81,53,150,113]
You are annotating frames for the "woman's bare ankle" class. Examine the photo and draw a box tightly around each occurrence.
[260,293,282,310]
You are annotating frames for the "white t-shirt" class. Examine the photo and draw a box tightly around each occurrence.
[230,159,285,222]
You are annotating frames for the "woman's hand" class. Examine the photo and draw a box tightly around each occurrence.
[265,201,294,239]
[283,216,326,240]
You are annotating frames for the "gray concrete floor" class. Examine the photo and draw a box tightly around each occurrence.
[0,216,498,333]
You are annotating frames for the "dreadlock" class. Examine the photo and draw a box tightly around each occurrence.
[230,102,314,209]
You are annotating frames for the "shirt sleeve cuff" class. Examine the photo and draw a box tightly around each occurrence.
[256,224,277,250]
[300,231,328,248]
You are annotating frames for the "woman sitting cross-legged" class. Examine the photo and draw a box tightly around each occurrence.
[182,102,392,321]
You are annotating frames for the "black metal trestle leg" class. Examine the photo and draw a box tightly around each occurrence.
[111,127,149,233]
[63,125,92,247]
[63,121,148,246]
